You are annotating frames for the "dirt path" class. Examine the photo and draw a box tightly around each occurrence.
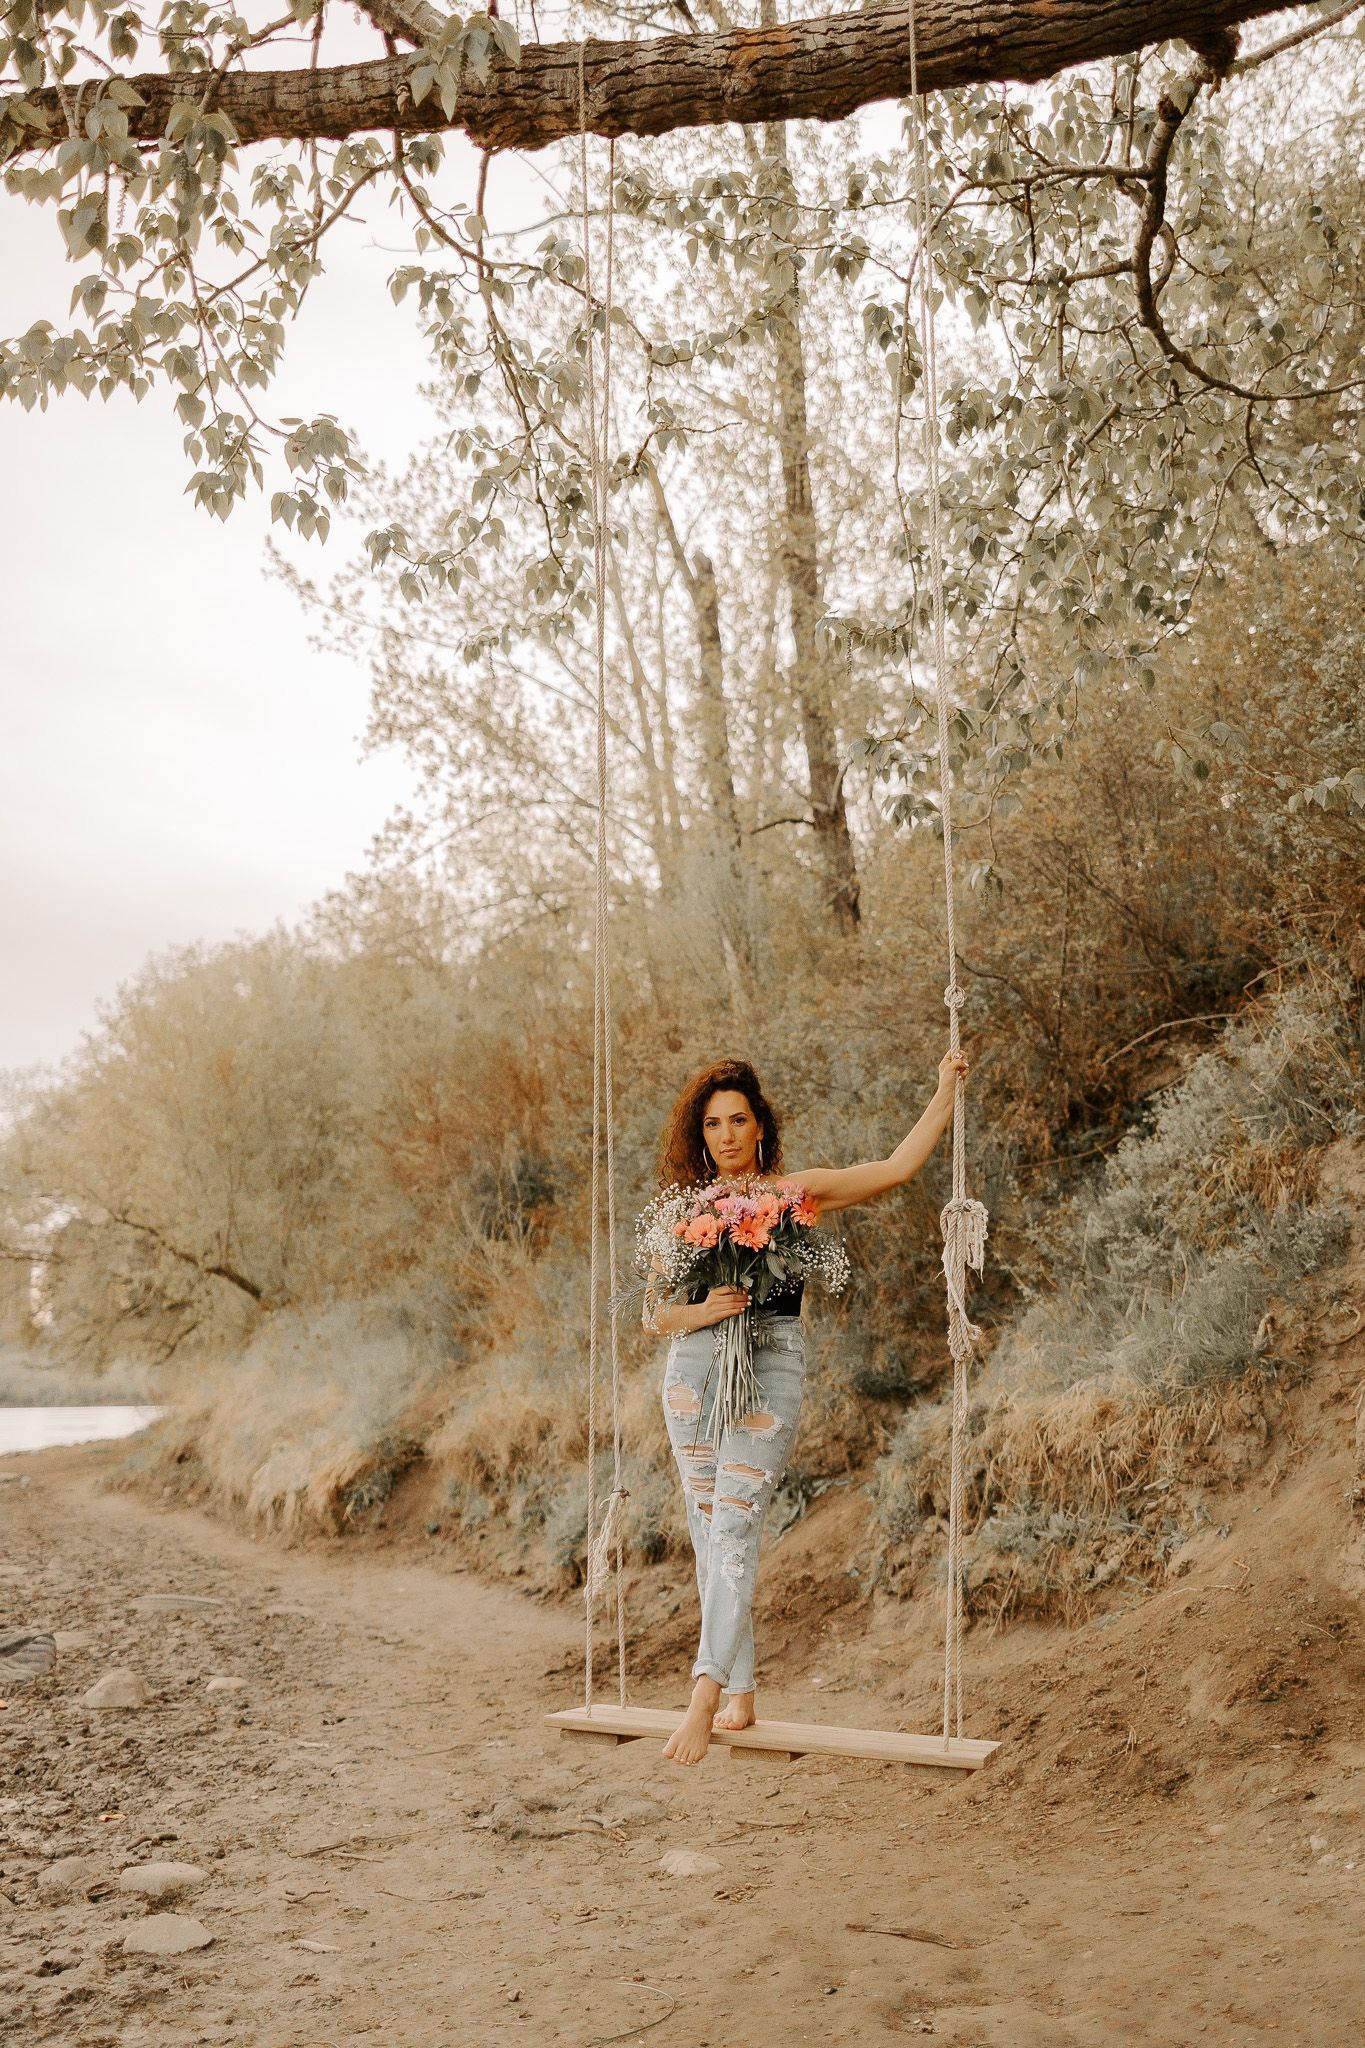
[3,1430,1361,2048]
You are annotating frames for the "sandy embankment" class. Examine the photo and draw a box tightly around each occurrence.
[2,1383,1363,2048]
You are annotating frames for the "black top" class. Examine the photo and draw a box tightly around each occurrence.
[689,1274,804,1315]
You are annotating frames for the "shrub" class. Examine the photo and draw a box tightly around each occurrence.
[869,980,1361,1619]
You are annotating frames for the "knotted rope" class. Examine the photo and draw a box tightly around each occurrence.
[577,44,628,1708]
[905,0,991,1750]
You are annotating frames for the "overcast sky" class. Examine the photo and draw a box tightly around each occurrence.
[0,20,568,1082]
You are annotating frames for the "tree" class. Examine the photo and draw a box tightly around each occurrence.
[4,0,1361,879]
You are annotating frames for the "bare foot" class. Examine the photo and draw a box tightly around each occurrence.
[713,1691,756,1732]
[663,1677,722,1766]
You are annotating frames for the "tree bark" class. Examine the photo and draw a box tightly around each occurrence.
[1,3,1287,160]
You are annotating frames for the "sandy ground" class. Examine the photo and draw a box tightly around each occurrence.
[3,1381,1363,2048]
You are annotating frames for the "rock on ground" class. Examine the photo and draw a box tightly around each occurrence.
[658,1847,722,1878]
[79,1667,146,1709]
[118,1860,208,1900]
[121,1913,214,1956]
[36,1854,105,1898]
[0,1630,56,1681]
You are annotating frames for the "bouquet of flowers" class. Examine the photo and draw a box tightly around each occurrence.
[635,1178,851,1441]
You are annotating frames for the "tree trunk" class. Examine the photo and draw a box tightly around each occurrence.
[605,549,683,899]
[759,87,862,936]
[6,3,1285,159]
[648,463,768,1004]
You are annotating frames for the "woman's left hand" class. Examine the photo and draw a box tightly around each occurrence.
[937,1047,972,1096]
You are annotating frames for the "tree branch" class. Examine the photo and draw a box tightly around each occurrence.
[353,0,449,45]
[1,1,1294,159]
[1228,0,1365,74]
[105,1209,266,1305]
[1132,64,1365,404]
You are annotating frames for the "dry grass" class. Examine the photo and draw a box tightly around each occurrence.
[112,1302,439,1537]
[870,1362,1291,1628]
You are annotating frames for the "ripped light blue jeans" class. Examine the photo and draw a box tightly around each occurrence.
[661,1316,806,1694]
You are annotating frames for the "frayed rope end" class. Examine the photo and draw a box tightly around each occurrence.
[584,1486,629,1607]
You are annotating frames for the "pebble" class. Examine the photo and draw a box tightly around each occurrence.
[657,1847,721,1879]
[132,1594,225,1614]
[52,1630,94,1651]
[118,1861,208,1901]
[121,1914,213,1956]
[36,1855,104,1898]
[80,1668,147,1709]
[206,1676,246,1693]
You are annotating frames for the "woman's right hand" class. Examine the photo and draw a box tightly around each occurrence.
[692,1285,750,1328]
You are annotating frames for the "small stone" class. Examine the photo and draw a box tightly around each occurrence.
[293,1939,339,1954]
[1309,1834,1329,1853]
[36,1855,104,1899]
[52,1631,94,1652]
[264,1605,311,1619]
[205,1676,245,1694]
[121,1914,213,1956]
[657,1848,721,1879]
[118,1861,208,1901]
[81,1668,146,1709]
[132,1594,224,1614]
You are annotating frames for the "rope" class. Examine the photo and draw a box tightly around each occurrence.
[905,0,990,1750]
[577,43,628,1711]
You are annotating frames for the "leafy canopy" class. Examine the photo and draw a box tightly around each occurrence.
[3,1,1363,838]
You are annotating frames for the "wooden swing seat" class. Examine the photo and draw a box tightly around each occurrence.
[546,1702,998,1770]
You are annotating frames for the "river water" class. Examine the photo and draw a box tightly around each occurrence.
[0,1406,164,1456]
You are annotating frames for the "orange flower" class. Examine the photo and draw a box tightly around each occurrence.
[730,1219,771,1250]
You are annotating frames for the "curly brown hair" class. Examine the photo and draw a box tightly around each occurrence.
[657,1058,785,1189]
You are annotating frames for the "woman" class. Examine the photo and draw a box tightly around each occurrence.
[643,1048,972,1766]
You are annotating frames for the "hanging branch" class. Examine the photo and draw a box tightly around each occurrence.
[2,1,1295,160]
